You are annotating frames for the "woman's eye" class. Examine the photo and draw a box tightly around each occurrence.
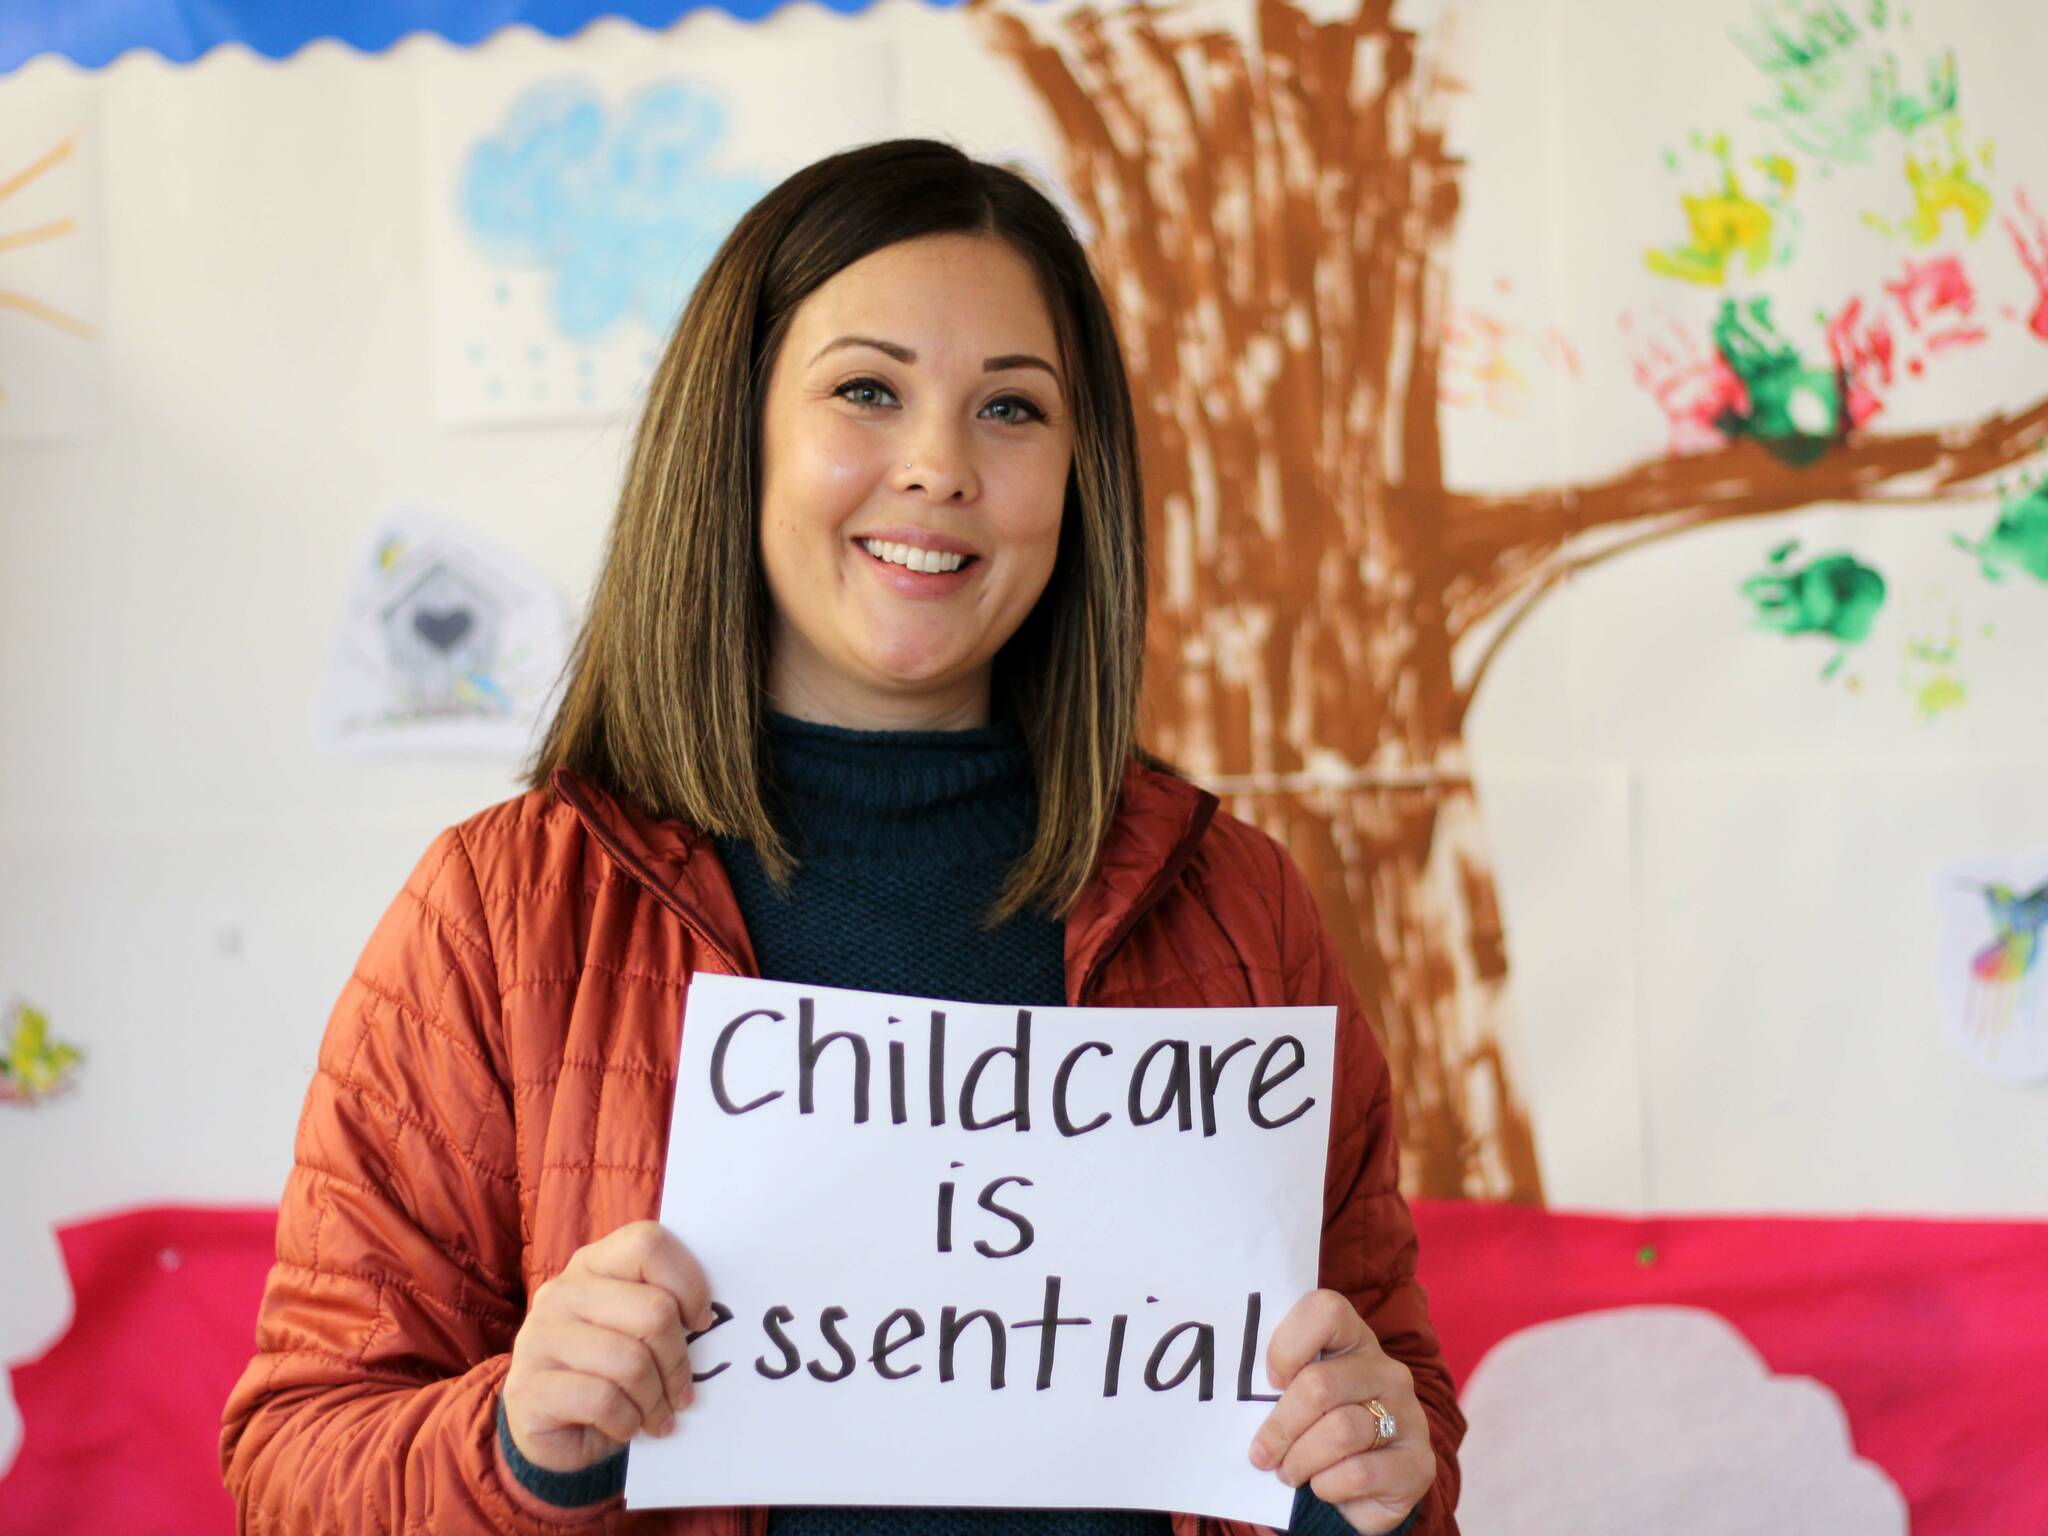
[984,395,1047,425]
[835,377,898,409]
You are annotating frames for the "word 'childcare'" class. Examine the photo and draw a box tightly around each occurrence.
[688,1280,1284,1405]
[707,999,1316,1137]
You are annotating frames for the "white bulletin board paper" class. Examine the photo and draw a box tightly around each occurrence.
[629,975,1338,1523]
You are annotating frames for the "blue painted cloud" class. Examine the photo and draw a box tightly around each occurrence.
[460,79,765,341]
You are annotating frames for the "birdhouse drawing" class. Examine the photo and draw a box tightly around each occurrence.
[315,511,570,757]
[377,558,507,714]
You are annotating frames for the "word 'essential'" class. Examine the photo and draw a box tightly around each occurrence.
[687,1278,1285,1404]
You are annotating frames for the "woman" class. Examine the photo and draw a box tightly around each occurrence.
[221,138,1462,1536]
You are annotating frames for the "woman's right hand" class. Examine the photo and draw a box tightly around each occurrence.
[502,1221,717,1474]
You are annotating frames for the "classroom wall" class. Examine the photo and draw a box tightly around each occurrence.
[4,0,2046,1525]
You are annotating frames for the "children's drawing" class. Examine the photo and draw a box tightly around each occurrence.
[0,141,88,372]
[1644,131,1799,286]
[1626,2,2025,457]
[1897,614,1968,720]
[1735,0,1926,168]
[1739,538,1885,681]
[1936,851,2048,1082]
[986,0,2048,1205]
[313,511,571,759]
[0,1001,82,1106]
[0,83,100,439]
[2003,187,2048,340]
[1711,296,1845,461]
[1621,310,1752,455]
[424,20,897,425]
[1866,108,1995,248]
[436,76,761,423]
[1953,476,2048,584]
[1441,278,1580,418]
[461,79,764,347]
[1735,0,1992,246]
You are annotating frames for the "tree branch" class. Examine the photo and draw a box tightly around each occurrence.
[1440,392,2048,642]
[1447,507,1824,730]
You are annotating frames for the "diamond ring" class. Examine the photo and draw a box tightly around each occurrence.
[1365,1398,1397,1451]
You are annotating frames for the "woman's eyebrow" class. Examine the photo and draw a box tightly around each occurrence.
[983,352,1059,380]
[811,334,914,365]
[810,334,1059,379]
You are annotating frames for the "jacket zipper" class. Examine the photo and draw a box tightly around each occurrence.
[550,773,754,979]
[1086,793,1229,1536]
[1074,789,1219,1004]
[563,775,1231,1536]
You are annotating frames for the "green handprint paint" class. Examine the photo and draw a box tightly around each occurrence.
[1713,297,1844,464]
[1736,0,1992,244]
[1741,541,1887,678]
[1953,483,2048,583]
[1737,0,1895,165]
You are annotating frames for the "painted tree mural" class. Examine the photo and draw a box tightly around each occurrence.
[979,0,2048,1201]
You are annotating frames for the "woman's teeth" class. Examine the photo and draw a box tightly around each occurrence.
[860,539,968,574]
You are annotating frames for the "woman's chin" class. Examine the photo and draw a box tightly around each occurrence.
[859,634,967,682]
[857,646,986,704]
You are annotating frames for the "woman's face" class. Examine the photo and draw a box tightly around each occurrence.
[756,233,1075,729]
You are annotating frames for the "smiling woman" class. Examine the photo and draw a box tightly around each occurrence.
[520,138,1150,923]
[757,233,1074,732]
[221,138,1459,1536]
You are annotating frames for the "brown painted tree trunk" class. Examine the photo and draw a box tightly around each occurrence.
[981,0,2048,1202]
[984,0,1545,1201]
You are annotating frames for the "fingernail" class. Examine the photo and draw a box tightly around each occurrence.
[1248,1440,1273,1471]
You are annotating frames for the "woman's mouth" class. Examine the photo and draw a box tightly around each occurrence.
[857,538,978,576]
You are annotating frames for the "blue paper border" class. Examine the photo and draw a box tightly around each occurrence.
[1,0,957,76]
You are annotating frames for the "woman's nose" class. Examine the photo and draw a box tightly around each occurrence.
[892,422,978,502]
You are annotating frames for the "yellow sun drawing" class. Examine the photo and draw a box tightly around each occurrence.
[0,135,96,407]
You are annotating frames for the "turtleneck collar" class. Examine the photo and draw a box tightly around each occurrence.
[758,711,1038,861]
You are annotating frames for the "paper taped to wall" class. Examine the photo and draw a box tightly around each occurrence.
[313,509,571,759]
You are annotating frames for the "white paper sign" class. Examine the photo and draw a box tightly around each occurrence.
[630,975,1337,1523]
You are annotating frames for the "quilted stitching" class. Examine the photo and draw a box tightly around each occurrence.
[221,768,1462,1535]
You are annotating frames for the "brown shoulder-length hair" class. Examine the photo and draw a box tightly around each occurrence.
[523,137,1149,924]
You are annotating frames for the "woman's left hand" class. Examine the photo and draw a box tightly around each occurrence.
[1248,1289,1435,1535]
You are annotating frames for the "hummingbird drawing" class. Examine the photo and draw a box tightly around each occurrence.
[1970,879,2048,985]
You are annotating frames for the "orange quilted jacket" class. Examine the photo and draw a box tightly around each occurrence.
[220,761,1464,1535]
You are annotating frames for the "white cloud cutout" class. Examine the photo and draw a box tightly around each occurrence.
[1457,1306,1908,1535]
[0,1220,72,1480]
